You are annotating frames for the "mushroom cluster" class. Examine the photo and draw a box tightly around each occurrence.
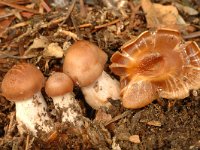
[110,28,200,109]
[1,63,83,136]
[0,40,120,136]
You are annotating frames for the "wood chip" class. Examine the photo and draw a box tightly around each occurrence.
[129,135,140,144]
[147,121,162,127]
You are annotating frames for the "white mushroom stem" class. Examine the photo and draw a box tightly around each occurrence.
[51,92,82,125]
[16,92,53,136]
[81,71,120,109]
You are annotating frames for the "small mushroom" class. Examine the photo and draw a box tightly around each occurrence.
[110,28,200,109]
[63,40,120,109]
[1,63,52,135]
[45,72,82,124]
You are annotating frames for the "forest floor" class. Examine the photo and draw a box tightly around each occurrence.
[0,0,199,149]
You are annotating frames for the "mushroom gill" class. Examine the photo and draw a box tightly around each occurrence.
[110,28,200,109]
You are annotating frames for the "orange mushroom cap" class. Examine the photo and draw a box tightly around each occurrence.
[110,28,200,109]
[45,72,74,97]
[63,40,108,87]
[1,63,45,101]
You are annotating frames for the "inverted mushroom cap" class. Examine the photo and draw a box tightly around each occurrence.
[63,40,108,87]
[45,72,73,97]
[1,63,45,101]
[110,28,200,109]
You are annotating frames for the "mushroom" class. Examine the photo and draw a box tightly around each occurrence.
[63,40,120,109]
[45,72,82,124]
[1,63,52,135]
[110,28,200,109]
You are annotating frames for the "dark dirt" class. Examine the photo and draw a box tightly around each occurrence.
[0,0,200,149]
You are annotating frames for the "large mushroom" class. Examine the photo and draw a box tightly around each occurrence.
[110,28,200,109]
[63,40,120,109]
[45,72,82,124]
[1,63,53,135]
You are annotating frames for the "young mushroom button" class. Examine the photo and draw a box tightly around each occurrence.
[1,63,53,136]
[45,72,82,124]
[63,40,120,109]
[110,28,200,109]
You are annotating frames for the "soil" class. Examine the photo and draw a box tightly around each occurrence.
[0,0,199,149]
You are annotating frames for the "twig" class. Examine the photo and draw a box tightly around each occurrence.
[68,23,92,30]
[9,21,30,29]
[183,31,200,39]
[105,109,144,127]
[104,110,133,126]
[40,0,51,12]
[0,12,14,19]
[14,0,77,43]
[60,0,77,25]
[79,0,87,17]
[0,0,39,14]
[70,15,82,39]
[5,112,15,136]
[25,134,30,150]
[0,52,36,59]
[94,19,121,30]
[55,28,80,40]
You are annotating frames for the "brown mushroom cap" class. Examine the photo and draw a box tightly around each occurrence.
[45,72,73,97]
[1,63,45,101]
[63,40,108,87]
[110,28,200,109]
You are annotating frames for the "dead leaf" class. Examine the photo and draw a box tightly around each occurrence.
[29,36,49,49]
[141,0,186,28]
[43,43,64,58]
[24,36,49,56]
[174,2,198,15]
